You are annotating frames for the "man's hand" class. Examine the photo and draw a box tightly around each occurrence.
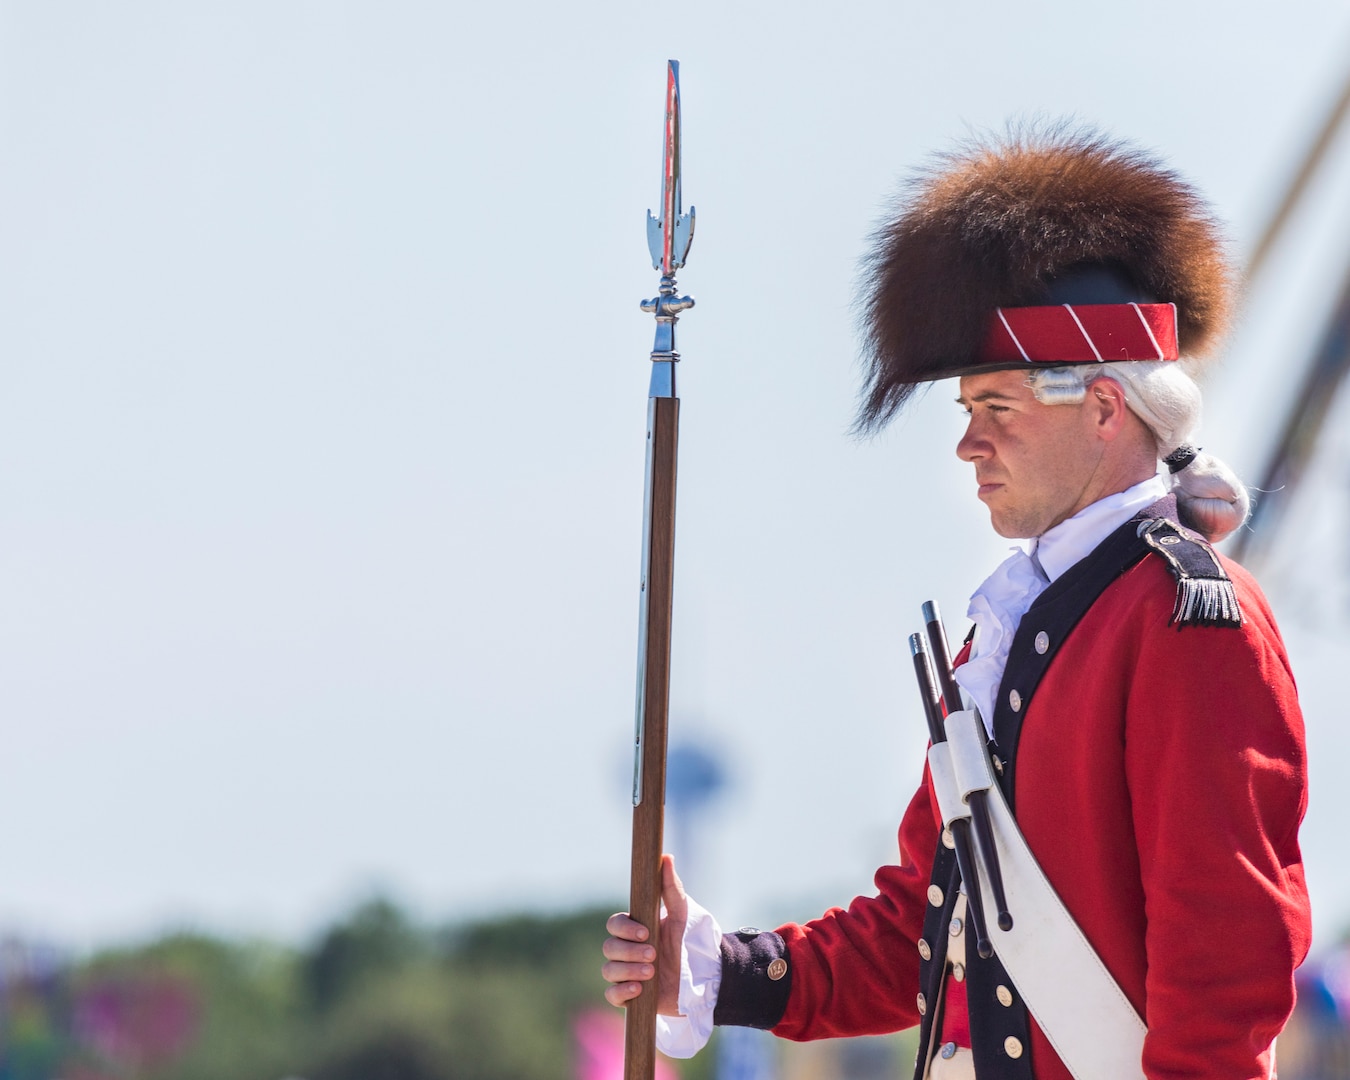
[602,853,687,1015]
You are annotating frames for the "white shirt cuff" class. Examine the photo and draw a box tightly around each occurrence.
[653,896,723,1058]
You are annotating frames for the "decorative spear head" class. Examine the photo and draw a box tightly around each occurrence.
[640,61,695,379]
[646,61,695,274]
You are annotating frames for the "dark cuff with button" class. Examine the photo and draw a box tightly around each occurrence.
[712,928,792,1030]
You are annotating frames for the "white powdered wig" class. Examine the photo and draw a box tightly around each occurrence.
[1169,451,1252,545]
[1025,361,1200,454]
[1024,362,1251,544]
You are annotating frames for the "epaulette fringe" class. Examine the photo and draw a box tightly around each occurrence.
[1172,576,1241,628]
[1137,519,1243,629]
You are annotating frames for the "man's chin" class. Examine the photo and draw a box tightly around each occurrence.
[986,510,1037,541]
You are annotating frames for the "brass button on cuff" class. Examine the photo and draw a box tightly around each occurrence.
[766,958,788,981]
[927,884,945,907]
[996,985,1014,1007]
[1004,1036,1024,1059]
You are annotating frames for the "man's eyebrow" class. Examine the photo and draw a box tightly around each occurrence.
[954,390,1019,405]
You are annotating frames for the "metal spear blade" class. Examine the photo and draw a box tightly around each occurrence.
[646,60,695,274]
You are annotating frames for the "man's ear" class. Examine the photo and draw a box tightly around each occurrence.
[1087,377,1131,441]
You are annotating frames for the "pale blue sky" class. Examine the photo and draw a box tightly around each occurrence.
[0,2,1348,952]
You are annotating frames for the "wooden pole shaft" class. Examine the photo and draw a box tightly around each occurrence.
[624,395,679,1080]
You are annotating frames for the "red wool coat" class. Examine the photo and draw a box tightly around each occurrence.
[769,551,1311,1079]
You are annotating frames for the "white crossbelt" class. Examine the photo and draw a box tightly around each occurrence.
[927,708,1147,1080]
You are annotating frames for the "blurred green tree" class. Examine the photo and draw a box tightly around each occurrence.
[38,898,715,1080]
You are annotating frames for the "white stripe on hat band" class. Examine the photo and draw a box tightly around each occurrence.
[1130,302,1166,360]
[996,308,1031,362]
[1063,304,1103,362]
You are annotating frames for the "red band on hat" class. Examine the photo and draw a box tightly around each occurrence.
[977,303,1179,365]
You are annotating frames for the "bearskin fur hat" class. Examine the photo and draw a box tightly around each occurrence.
[856,126,1234,430]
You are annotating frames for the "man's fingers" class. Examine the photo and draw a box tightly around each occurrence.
[661,853,689,921]
[605,912,651,941]
[604,981,644,1007]
[602,938,657,963]
[602,959,655,985]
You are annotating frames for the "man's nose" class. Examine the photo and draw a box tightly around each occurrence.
[956,423,985,462]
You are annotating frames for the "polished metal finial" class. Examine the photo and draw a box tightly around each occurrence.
[646,60,695,275]
[640,60,695,394]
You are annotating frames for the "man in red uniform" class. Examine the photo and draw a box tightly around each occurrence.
[602,130,1311,1079]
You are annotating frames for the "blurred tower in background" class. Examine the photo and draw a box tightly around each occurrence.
[665,735,777,1080]
[665,739,727,887]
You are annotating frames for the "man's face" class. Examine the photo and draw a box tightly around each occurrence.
[955,369,1107,539]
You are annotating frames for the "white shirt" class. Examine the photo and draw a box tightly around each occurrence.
[655,474,1170,1057]
[955,474,1168,735]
